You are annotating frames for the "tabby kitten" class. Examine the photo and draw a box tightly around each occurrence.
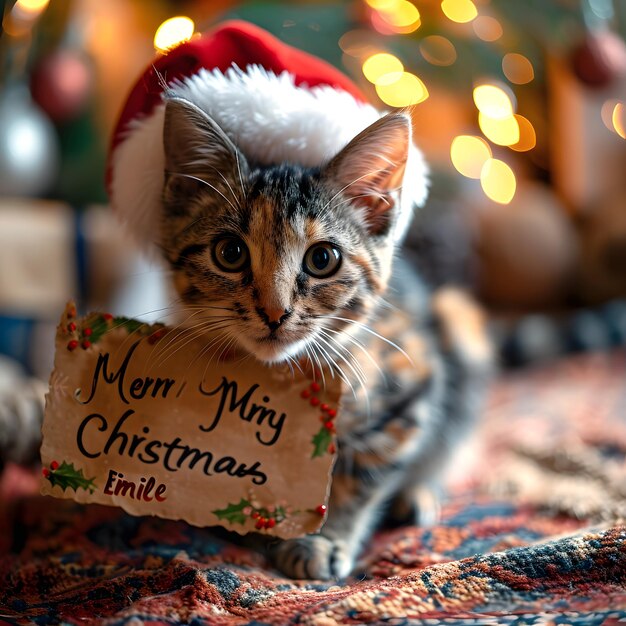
[160,96,492,580]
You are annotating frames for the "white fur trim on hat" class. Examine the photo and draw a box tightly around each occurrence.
[109,65,429,249]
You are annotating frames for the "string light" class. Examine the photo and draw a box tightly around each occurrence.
[473,84,515,119]
[612,102,626,139]
[379,0,421,33]
[375,72,429,107]
[450,136,492,178]
[480,159,516,204]
[510,115,537,151]
[472,15,503,41]
[478,112,520,146]
[154,16,195,54]
[441,0,478,24]
[420,36,457,66]
[502,53,535,85]
[362,52,404,83]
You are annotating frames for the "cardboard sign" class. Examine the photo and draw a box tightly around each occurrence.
[41,303,341,538]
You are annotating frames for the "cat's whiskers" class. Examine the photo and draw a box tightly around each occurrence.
[316,331,371,414]
[324,315,414,366]
[151,317,237,368]
[320,324,387,386]
[311,336,360,402]
[169,172,239,213]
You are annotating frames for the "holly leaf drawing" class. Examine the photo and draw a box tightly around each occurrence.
[311,427,333,459]
[213,498,250,525]
[47,461,97,493]
[113,317,145,337]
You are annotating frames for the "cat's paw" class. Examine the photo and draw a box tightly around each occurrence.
[271,535,353,580]
[386,485,440,528]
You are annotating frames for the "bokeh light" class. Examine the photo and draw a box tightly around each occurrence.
[473,84,515,119]
[420,36,457,66]
[154,16,195,54]
[478,112,520,146]
[502,53,535,85]
[450,135,492,179]
[510,115,537,152]
[378,0,421,33]
[375,72,429,107]
[612,102,626,139]
[472,15,503,41]
[480,158,517,204]
[362,53,404,83]
[13,0,49,17]
[441,0,478,24]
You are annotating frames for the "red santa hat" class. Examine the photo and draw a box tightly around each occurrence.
[108,20,428,249]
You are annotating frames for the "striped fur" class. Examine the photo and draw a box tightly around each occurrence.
[160,98,493,579]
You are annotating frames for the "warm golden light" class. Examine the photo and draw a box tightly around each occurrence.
[375,72,429,107]
[379,0,421,33]
[502,53,535,85]
[13,0,49,16]
[365,0,399,10]
[473,84,514,119]
[472,15,503,41]
[441,0,478,24]
[612,103,626,139]
[481,159,516,204]
[450,135,492,179]
[154,16,195,54]
[420,36,457,66]
[510,115,537,152]
[478,112,520,146]
[362,53,404,84]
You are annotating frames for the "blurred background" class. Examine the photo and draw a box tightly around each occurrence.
[1,0,626,379]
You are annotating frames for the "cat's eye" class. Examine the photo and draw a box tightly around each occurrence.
[213,237,249,272]
[303,243,342,278]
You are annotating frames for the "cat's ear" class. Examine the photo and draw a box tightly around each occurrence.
[163,96,248,201]
[324,112,411,235]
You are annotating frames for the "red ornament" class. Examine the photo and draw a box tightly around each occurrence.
[50,460,59,470]
[300,389,311,399]
[67,322,76,332]
[42,467,50,478]
[310,381,321,393]
[67,340,79,351]
[315,504,327,516]
[82,339,91,349]
[310,397,320,407]
[83,327,93,337]
[327,409,337,418]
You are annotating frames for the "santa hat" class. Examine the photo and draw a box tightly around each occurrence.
[108,20,428,248]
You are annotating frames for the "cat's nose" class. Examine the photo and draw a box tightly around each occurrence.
[256,307,292,332]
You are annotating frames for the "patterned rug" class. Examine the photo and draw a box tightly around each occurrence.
[1,351,626,625]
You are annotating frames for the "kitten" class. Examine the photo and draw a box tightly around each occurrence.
[158,95,493,579]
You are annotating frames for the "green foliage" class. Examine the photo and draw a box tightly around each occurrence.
[311,426,333,459]
[47,461,97,493]
[213,498,251,525]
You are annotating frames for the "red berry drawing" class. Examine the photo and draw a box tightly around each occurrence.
[310,397,320,407]
[320,403,329,412]
[103,313,113,321]
[50,460,59,470]
[67,322,77,332]
[328,443,336,454]
[266,518,276,529]
[327,409,337,418]
[310,381,321,393]
[300,389,311,399]
[324,421,334,431]
[81,340,91,349]
[42,468,50,478]
[315,504,327,516]
[83,327,92,337]
[67,340,79,351]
